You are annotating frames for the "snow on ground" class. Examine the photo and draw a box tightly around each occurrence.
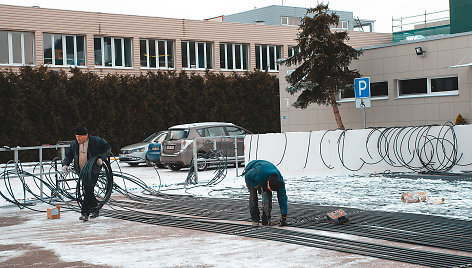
[112,163,472,221]
[0,160,470,267]
[2,161,472,221]
[0,200,422,268]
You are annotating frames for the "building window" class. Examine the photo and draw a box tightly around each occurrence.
[140,39,174,69]
[398,76,458,97]
[288,46,299,58]
[219,43,248,70]
[43,34,85,66]
[0,31,34,65]
[340,81,388,99]
[331,21,349,30]
[431,77,458,93]
[181,41,213,69]
[399,78,427,95]
[371,81,388,97]
[281,16,301,26]
[94,36,132,67]
[255,45,282,71]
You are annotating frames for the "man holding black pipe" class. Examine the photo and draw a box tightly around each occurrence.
[62,127,111,221]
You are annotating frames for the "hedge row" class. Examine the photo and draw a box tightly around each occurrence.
[0,67,280,162]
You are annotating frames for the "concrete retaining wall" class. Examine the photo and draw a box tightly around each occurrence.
[244,124,472,174]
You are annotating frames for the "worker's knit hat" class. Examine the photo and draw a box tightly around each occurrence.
[268,175,284,191]
[75,126,88,135]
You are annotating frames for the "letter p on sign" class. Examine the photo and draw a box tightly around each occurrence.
[354,77,370,98]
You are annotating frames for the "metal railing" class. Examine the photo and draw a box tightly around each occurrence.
[392,10,449,33]
[192,135,245,183]
[0,144,70,201]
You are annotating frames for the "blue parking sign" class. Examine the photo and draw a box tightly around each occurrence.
[354,77,370,98]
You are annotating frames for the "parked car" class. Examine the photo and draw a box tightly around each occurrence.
[160,122,251,171]
[119,131,167,166]
[146,132,168,168]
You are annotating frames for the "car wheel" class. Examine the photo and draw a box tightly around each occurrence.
[197,152,208,171]
[167,164,182,171]
[127,163,139,167]
[156,161,165,168]
[145,158,153,167]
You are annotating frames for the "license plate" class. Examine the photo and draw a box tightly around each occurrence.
[166,145,175,150]
[152,147,160,151]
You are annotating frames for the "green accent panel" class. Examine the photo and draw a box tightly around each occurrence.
[393,25,450,43]
[450,0,472,34]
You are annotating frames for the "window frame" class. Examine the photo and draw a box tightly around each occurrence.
[281,17,288,25]
[281,16,301,26]
[255,44,282,72]
[0,31,34,66]
[140,39,174,69]
[288,46,299,58]
[181,41,213,70]
[331,21,349,30]
[43,34,85,67]
[338,80,389,102]
[225,126,248,136]
[220,43,248,71]
[94,36,133,68]
[396,76,459,99]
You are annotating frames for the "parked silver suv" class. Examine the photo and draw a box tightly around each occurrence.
[160,122,250,171]
[119,131,167,166]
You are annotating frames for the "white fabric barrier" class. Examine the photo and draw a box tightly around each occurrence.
[244,125,472,174]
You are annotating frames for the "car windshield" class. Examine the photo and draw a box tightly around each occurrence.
[166,129,190,140]
[143,133,159,142]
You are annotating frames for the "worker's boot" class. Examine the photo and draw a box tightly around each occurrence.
[79,214,89,221]
[261,214,269,226]
[90,210,99,219]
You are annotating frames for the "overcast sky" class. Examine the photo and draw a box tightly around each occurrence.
[0,0,450,33]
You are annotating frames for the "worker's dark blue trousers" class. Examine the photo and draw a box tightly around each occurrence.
[247,184,273,224]
[81,169,100,216]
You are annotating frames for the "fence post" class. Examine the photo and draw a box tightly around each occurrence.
[193,137,198,183]
[61,147,65,161]
[13,149,27,204]
[234,136,238,177]
[39,147,43,199]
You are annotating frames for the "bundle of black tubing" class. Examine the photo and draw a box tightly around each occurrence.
[102,208,472,268]
[76,156,113,211]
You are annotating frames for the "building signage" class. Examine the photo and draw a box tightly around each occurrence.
[354,77,370,98]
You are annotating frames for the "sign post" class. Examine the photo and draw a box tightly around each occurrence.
[354,77,371,128]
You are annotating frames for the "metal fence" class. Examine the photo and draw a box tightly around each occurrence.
[0,144,70,201]
[392,10,450,42]
[192,135,245,183]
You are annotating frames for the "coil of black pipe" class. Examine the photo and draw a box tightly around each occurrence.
[75,155,113,211]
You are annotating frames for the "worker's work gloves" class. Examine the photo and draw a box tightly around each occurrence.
[279,216,288,227]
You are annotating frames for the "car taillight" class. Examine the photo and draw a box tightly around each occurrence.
[181,140,193,150]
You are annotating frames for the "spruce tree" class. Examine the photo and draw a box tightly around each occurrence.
[283,3,362,129]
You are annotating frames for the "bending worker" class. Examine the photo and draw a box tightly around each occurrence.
[244,160,288,226]
[62,127,111,221]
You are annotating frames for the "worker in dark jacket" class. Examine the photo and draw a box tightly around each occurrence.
[244,160,288,226]
[62,127,111,221]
